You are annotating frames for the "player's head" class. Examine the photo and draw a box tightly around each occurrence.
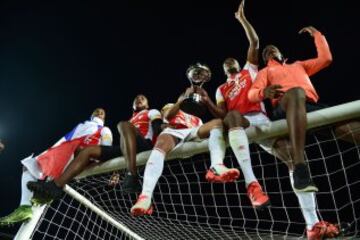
[223,58,240,76]
[262,45,284,64]
[91,108,106,121]
[133,94,149,112]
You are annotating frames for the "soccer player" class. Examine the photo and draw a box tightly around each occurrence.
[197,0,270,209]
[0,108,112,226]
[117,94,163,192]
[248,26,342,239]
[131,87,240,216]
[26,94,163,202]
[248,26,332,192]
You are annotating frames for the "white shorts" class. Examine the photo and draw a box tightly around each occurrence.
[160,127,202,150]
[244,112,275,153]
[244,112,271,128]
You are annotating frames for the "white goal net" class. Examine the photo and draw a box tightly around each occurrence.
[15,100,360,240]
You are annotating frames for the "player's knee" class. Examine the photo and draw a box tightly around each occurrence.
[154,135,175,153]
[117,121,130,133]
[81,146,101,158]
[209,118,224,129]
[285,87,306,101]
[224,111,248,128]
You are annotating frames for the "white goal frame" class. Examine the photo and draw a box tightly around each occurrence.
[15,100,360,240]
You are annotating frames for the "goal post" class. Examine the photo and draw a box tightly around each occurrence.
[14,100,360,240]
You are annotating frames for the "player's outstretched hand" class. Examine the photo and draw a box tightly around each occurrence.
[299,26,318,37]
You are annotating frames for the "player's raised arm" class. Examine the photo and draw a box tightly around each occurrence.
[163,89,191,120]
[235,0,259,65]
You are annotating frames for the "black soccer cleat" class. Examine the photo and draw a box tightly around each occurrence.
[27,181,64,201]
[293,164,318,192]
[121,173,142,193]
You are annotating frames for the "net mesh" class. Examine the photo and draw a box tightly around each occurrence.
[30,125,360,240]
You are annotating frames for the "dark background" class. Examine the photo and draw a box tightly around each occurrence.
[0,0,358,236]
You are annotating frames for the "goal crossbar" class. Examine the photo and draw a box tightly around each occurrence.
[78,100,360,178]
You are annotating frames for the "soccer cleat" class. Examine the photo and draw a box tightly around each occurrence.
[293,164,319,192]
[247,181,270,209]
[0,205,32,226]
[121,173,142,193]
[205,164,240,183]
[31,191,53,206]
[27,181,64,201]
[307,221,340,240]
[131,194,153,216]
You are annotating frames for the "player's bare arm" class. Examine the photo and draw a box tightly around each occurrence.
[235,0,259,65]
[196,87,227,118]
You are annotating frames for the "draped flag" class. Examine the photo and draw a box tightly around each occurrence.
[22,117,104,180]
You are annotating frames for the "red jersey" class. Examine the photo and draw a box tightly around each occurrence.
[130,109,161,142]
[216,62,265,114]
[166,107,203,129]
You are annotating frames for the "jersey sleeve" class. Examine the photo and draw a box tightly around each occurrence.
[148,109,162,121]
[100,127,113,146]
[215,87,225,105]
[243,61,258,81]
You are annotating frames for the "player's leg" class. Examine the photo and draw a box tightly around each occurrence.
[269,138,339,239]
[117,121,138,176]
[118,121,152,193]
[27,146,103,201]
[279,87,317,192]
[131,133,177,216]
[197,119,240,183]
[224,111,269,208]
[0,168,34,226]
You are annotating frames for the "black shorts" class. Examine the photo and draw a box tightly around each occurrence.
[98,135,153,162]
[270,102,328,121]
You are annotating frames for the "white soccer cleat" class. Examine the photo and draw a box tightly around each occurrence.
[131,194,153,216]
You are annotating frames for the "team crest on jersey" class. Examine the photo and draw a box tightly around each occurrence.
[227,77,247,100]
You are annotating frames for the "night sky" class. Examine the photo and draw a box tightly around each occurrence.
[0,0,358,236]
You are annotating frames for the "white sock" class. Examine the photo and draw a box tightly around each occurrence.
[209,128,226,168]
[229,128,256,186]
[141,149,165,199]
[20,170,35,206]
[289,171,319,230]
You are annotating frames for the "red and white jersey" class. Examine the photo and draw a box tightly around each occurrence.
[216,62,265,114]
[130,109,161,142]
[164,105,203,129]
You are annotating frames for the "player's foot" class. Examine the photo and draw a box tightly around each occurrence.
[27,180,64,201]
[293,164,318,192]
[131,194,153,216]
[307,221,340,240]
[247,181,270,209]
[31,191,53,206]
[205,164,240,183]
[121,173,142,193]
[0,205,32,226]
